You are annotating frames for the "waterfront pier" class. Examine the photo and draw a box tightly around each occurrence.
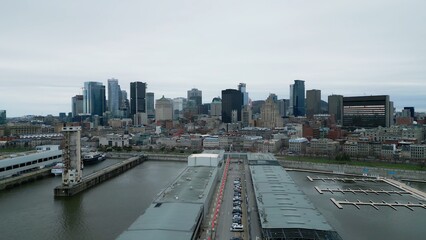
[54,155,146,197]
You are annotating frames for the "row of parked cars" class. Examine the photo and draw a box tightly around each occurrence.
[230,177,244,232]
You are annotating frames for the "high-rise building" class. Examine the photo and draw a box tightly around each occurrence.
[130,82,147,125]
[107,78,121,117]
[119,90,130,118]
[306,89,321,116]
[155,96,173,121]
[260,94,283,128]
[328,94,343,124]
[130,82,146,115]
[290,80,305,117]
[146,92,155,119]
[83,82,106,116]
[71,95,84,118]
[278,99,290,117]
[241,105,252,127]
[343,95,392,129]
[0,110,6,125]
[173,97,186,120]
[403,107,415,118]
[210,97,222,118]
[221,89,243,123]
[187,88,202,114]
[238,83,249,106]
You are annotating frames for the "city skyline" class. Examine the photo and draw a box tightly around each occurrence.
[1,1,425,117]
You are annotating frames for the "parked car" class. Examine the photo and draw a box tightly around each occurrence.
[230,224,244,232]
[232,209,242,214]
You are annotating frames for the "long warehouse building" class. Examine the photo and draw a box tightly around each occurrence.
[247,153,342,240]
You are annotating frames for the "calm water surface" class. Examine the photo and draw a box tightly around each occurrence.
[288,171,426,240]
[0,160,186,240]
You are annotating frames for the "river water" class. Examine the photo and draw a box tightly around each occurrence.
[288,171,426,240]
[0,159,186,240]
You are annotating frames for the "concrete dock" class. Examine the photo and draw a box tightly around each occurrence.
[0,167,53,190]
[54,155,147,197]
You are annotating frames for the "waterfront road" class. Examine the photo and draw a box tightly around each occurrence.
[216,159,245,240]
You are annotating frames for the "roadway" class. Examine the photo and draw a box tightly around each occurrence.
[215,159,246,240]
[199,156,262,240]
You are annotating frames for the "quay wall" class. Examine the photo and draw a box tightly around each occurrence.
[54,155,146,197]
[109,153,188,162]
[279,160,426,181]
[0,168,52,190]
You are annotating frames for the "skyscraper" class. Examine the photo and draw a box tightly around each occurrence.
[155,96,173,121]
[221,89,243,123]
[173,97,186,120]
[107,78,121,117]
[238,83,249,106]
[130,82,147,115]
[260,94,283,128]
[71,95,84,117]
[403,107,415,118]
[119,90,130,118]
[210,97,222,118]
[278,99,290,117]
[290,80,305,117]
[187,88,202,114]
[83,82,106,116]
[0,110,6,125]
[146,92,155,119]
[130,82,147,125]
[328,94,343,124]
[306,89,321,116]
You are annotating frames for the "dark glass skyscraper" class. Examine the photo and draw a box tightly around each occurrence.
[83,82,106,116]
[343,95,391,129]
[290,80,305,117]
[221,89,243,123]
[328,94,343,124]
[0,110,6,125]
[130,82,147,115]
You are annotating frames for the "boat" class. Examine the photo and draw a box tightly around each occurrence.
[51,163,64,176]
[82,152,106,165]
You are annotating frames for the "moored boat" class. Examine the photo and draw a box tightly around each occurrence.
[82,152,106,165]
[51,163,64,176]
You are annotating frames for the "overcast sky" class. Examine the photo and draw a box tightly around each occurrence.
[1,0,425,117]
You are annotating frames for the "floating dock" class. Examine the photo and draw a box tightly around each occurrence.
[307,176,379,182]
[330,198,426,211]
[315,187,409,196]
[54,155,147,197]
